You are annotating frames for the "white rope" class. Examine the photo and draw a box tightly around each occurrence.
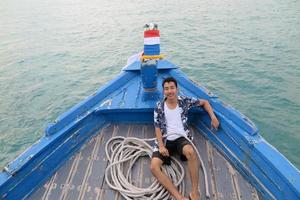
[105,133,210,200]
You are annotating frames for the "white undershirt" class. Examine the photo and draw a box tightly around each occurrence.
[164,102,186,141]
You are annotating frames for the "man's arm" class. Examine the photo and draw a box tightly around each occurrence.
[199,100,220,129]
[155,127,169,157]
[155,127,164,148]
[153,102,169,157]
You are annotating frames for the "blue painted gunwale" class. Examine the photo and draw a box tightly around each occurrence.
[0,60,299,200]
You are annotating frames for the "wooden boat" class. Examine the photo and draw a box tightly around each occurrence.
[0,25,299,200]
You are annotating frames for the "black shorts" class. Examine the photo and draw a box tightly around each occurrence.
[152,137,190,165]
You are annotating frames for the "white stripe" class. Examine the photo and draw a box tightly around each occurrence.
[144,37,160,45]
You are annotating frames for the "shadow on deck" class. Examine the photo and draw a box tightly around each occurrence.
[28,124,261,200]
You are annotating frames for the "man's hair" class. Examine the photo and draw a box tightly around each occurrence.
[162,77,178,88]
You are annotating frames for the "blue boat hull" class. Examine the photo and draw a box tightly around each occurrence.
[0,60,299,199]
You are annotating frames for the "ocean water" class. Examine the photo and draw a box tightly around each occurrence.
[0,0,299,169]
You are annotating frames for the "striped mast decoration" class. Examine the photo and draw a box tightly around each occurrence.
[142,23,164,60]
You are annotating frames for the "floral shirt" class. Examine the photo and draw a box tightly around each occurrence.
[153,95,201,151]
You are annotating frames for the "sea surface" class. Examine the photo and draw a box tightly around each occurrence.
[0,0,299,169]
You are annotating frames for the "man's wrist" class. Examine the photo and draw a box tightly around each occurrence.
[209,112,217,119]
[158,143,164,148]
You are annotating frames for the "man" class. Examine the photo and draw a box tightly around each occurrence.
[150,77,219,200]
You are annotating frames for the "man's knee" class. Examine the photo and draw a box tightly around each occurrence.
[150,158,162,174]
[183,145,196,160]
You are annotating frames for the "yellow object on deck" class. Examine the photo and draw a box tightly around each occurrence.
[141,54,165,61]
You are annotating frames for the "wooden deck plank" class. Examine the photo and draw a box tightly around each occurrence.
[142,124,156,189]
[100,189,117,200]
[88,125,114,191]
[76,129,105,200]
[28,126,109,200]
[101,124,129,192]
[99,125,124,189]
[47,156,77,200]
[191,126,216,200]
[206,135,222,200]
[30,173,58,200]
[111,124,129,200]
[212,148,237,200]
[61,134,97,200]
[27,185,47,200]
[128,125,144,188]
[29,123,262,200]
[236,172,260,200]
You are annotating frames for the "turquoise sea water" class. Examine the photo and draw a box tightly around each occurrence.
[0,0,299,169]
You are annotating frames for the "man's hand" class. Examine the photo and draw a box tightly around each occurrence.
[200,100,220,131]
[159,145,169,157]
[211,116,220,130]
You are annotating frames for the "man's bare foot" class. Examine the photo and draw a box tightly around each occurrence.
[189,191,200,200]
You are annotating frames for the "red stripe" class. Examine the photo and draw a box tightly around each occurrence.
[144,30,160,38]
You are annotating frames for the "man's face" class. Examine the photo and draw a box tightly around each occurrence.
[163,81,178,101]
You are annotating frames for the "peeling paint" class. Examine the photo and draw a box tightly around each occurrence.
[99,99,112,109]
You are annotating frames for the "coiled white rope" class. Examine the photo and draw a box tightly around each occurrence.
[105,134,210,200]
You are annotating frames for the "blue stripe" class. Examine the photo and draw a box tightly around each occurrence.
[144,44,160,55]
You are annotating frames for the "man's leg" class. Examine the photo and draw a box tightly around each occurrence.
[150,157,188,200]
[182,144,200,200]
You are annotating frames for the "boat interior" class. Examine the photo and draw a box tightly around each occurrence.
[28,123,262,200]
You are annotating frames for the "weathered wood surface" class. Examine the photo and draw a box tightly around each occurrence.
[29,124,261,200]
